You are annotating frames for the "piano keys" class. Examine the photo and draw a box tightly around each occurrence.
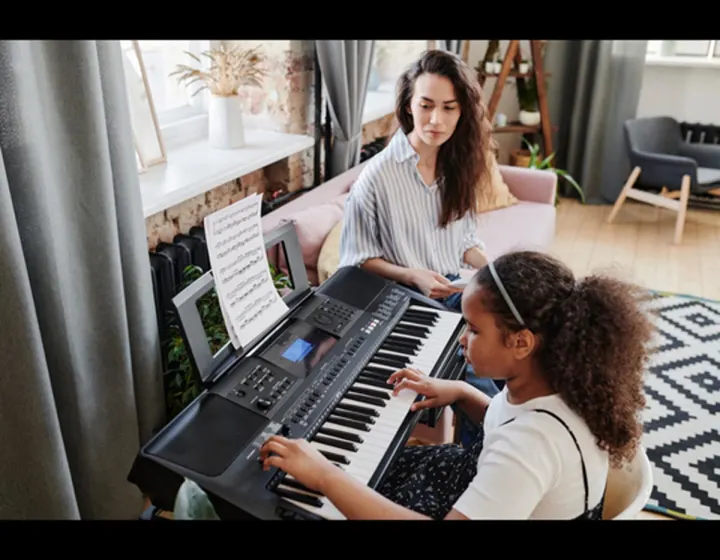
[127,223,467,520]
[272,305,463,519]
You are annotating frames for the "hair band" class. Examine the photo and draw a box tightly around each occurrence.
[488,260,525,326]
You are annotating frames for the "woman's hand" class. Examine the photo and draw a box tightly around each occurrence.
[409,269,462,299]
[259,435,338,492]
[388,368,464,411]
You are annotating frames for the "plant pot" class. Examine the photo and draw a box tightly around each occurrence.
[519,62,529,73]
[510,149,533,168]
[519,110,541,126]
[208,94,245,149]
[484,61,495,73]
[493,61,502,73]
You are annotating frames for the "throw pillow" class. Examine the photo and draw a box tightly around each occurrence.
[476,152,518,213]
[317,219,344,284]
[277,202,344,286]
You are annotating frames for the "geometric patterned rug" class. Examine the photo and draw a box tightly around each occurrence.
[642,291,720,520]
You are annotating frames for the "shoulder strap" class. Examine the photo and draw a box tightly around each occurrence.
[532,409,589,512]
[498,409,590,512]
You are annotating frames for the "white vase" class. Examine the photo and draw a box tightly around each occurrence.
[208,94,245,149]
[519,110,541,126]
[519,62,529,73]
[484,61,495,73]
[493,61,502,73]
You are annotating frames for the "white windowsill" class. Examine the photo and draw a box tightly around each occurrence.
[362,81,396,125]
[140,127,315,218]
[645,55,720,69]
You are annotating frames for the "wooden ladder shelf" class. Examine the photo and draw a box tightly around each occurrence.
[477,40,554,158]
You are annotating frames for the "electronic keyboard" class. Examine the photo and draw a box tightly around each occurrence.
[127,222,467,520]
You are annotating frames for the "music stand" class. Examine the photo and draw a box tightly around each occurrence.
[172,221,312,387]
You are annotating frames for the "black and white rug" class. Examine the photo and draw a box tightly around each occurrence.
[643,291,720,519]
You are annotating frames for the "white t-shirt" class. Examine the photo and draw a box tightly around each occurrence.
[452,387,609,519]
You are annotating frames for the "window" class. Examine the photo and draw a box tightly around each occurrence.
[646,40,719,59]
[121,40,217,149]
[646,41,659,55]
[220,40,292,131]
[362,41,431,125]
[370,40,430,91]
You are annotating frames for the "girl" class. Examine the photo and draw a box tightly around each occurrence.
[259,251,654,519]
[337,49,496,307]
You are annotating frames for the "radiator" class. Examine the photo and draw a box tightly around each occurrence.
[149,226,210,370]
[680,121,720,145]
[360,136,388,163]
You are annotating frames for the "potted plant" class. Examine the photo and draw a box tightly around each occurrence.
[516,75,541,126]
[493,55,502,73]
[517,138,585,205]
[482,40,500,74]
[171,44,268,149]
[518,56,530,74]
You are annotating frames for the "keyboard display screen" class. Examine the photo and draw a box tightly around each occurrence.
[282,338,314,362]
[262,319,339,378]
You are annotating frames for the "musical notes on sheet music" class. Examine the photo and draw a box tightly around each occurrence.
[204,193,289,349]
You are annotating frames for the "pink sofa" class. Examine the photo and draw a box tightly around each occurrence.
[262,159,558,285]
[260,160,557,445]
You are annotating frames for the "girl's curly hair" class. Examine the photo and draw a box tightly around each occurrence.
[474,251,655,467]
[395,49,497,228]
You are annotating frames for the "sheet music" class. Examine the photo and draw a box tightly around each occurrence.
[204,193,289,349]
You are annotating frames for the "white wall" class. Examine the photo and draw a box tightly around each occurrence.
[636,62,720,124]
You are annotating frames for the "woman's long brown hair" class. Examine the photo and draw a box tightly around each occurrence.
[396,49,496,228]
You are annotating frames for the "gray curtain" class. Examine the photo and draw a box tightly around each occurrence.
[315,40,374,179]
[543,40,648,203]
[437,40,463,55]
[0,40,164,519]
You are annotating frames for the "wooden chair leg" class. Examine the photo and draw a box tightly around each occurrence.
[673,175,691,245]
[607,166,641,223]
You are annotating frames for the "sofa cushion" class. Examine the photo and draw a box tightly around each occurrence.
[314,201,555,284]
[475,201,556,260]
[476,153,519,213]
[278,202,344,285]
[318,219,344,284]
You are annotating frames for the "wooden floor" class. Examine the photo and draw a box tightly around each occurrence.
[550,198,720,301]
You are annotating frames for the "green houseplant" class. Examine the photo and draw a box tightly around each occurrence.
[516,75,540,126]
[163,262,292,421]
[519,137,585,206]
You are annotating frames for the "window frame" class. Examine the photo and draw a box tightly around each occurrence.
[135,39,223,150]
[646,40,719,61]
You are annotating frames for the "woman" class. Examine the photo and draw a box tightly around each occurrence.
[337,49,497,308]
[259,251,654,519]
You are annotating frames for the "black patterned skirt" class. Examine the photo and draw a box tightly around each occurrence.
[377,432,485,520]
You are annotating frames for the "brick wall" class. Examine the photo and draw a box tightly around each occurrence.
[362,113,398,145]
[145,40,394,251]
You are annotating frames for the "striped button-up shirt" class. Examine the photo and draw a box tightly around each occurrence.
[338,129,483,276]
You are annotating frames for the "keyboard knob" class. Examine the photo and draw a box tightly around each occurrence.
[256,398,272,410]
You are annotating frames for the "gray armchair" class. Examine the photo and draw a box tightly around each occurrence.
[624,116,720,193]
[606,116,720,244]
